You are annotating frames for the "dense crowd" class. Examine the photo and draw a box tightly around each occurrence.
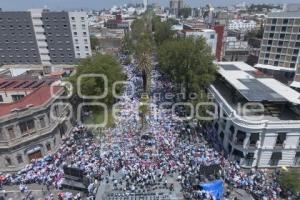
[0,57,286,200]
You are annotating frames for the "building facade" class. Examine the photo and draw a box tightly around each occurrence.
[0,86,73,172]
[256,11,300,87]
[0,9,91,66]
[209,62,300,168]
[228,20,256,32]
[169,0,184,17]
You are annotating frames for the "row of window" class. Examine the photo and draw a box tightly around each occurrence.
[73,31,88,37]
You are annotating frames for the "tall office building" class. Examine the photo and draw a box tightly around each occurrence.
[0,9,91,66]
[143,0,148,10]
[255,10,300,88]
[170,0,184,17]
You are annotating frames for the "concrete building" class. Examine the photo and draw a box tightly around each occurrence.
[209,62,300,168]
[255,10,300,87]
[228,20,257,32]
[0,9,91,67]
[0,84,72,172]
[170,0,184,17]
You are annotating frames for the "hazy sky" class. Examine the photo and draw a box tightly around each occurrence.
[0,0,299,11]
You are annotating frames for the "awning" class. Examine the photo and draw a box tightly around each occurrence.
[250,133,259,141]
[271,152,282,160]
[246,153,254,159]
[233,149,244,158]
[295,152,300,158]
[290,81,300,89]
[26,146,42,155]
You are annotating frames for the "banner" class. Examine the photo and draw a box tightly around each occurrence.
[200,180,224,200]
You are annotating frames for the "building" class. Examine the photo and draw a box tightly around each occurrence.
[228,20,256,32]
[170,0,184,17]
[0,9,91,67]
[213,25,225,61]
[182,29,217,55]
[223,37,251,62]
[255,10,300,86]
[105,19,129,30]
[209,62,300,168]
[0,84,73,172]
[0,77,57,103]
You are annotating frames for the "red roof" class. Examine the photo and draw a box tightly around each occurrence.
[0,86,62,117]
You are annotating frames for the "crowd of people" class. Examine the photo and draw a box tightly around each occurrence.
[0,55,286,200]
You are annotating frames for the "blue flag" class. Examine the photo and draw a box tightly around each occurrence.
[200,180,224,200]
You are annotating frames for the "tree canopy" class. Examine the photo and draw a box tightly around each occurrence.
[153,21,175,46]
[158,37,217,100]
[69,54,125,106]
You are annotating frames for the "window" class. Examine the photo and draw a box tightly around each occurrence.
[294,49,299,55]
[265,53,270,58]
[0,95,3,102]
[278,41,283,46]
[83,32,87,36]
[71,17,75,21]
[269,33,274,38]
[283,19,288,24]
[46,143,51,151]
[39,117,46,128]
[264,60,268,64]
[296,42,300,47]
[272,19,277,24]
[11,94,24,102]
[275,132,286,146]
[277,48,282,53]
[267,47,271,52]
[81,17,84,21]
[17,155,23,163]
[271,26,275,31]
[281,26,287,32]
[274,61,279,66]
[74,32,78,36]
[280,34,285,39]
[292,56,297,61]
[290,63,295,68]
[210,34,215,39]
[297,35,300,40]
[275,54,280,59]
[19,120,35,134]
[268,40,272,45]
[5,157,12,166]
[7,127,15,139]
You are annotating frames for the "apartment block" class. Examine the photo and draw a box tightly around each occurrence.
[0,9,91,66]
[256,11,300,87]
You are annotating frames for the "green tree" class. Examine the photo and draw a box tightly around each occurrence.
[90,35,100,51]
[135,33,153,92]
[158,37,217,100]
[154,21,174,46]
[69,54,125,106]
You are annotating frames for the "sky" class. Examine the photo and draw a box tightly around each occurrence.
[0,0,299,11]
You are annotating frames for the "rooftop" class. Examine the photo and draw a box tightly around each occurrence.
[268,11,300,18]
[218,62,300,104]
[0,86,62,117]
[0,77,57,92]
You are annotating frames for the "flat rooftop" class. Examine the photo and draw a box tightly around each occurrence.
[218,62,300,105]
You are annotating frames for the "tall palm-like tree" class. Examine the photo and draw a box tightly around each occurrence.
[137,51,152,92]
